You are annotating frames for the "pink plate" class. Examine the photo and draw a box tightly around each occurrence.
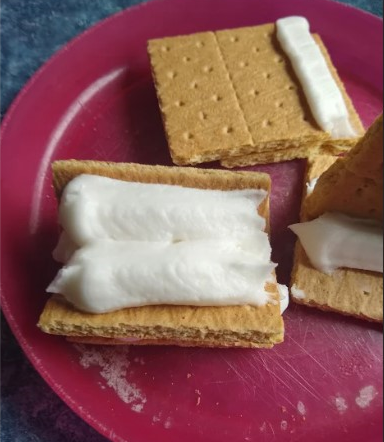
[1,0,383,441]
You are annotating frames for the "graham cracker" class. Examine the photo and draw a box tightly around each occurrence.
[291,130,383,322]
[305,115,383,222]
[148,24,363,166]
[67,335,275,348]
[220,140,347,168]
[38,160,284,348]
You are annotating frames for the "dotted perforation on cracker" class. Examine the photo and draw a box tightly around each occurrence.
[158,26,320,154]
[148,33,254,164]
[148,25,363,165]
[212,32,256,147]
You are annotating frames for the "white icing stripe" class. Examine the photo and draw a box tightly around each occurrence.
[59,174,267,247]
[47,175,279,313]
[276,16,356,139]
[47,238,276,313]
[290,212,383,274]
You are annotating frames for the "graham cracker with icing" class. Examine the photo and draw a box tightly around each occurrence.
[38,160,284,348]
[291,115,383,322]
[148,24,363,167]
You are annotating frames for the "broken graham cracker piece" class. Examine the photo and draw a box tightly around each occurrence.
[38,160,284,348]
[291,116,383,322]
[148,23,363,166]
[305,114,383,222]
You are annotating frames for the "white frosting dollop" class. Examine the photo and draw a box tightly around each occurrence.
[59,174,267,246]
[276,16,356,139]
[47,175,281,313]
[290,212,383,274]
[48,238,276,313]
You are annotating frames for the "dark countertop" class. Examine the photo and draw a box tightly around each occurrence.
[1,1,382,441]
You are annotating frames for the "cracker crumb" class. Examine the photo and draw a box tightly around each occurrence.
[297,401,306,416]
[356,385,378,409]
[334,395,348,414]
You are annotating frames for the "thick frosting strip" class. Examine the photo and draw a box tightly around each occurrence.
[48,237,276,313]
[276,16,356,139]
[290,212,383,274]
[59,174,267,247]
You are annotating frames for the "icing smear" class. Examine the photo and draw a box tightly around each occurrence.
[48,237,276,313]
[290,212,383,274]
[276,16,356,139]
[47,175,285,314]
[57,174,267,246]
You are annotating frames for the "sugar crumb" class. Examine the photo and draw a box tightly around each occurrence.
[297,401,306,416]
[356,385,378,409]
[334,395,348,414]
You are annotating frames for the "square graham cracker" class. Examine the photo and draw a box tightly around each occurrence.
[148,24,364,167]
[290,152,383,323]
[38,160,284,348]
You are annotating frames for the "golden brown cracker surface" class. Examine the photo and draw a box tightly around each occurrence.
[39,160,284,347]
[220,140,353,168]
[147,32,253,165]
[148,25,363,166]
[305,115,383,222]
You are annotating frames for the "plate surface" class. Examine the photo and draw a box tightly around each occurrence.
[1,0,383,441]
